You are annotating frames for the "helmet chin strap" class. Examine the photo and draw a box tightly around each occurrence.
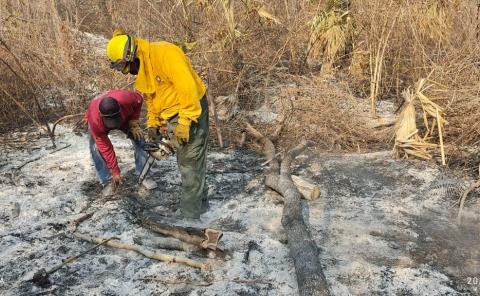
[124,35,137,62]
[121,63,130,75]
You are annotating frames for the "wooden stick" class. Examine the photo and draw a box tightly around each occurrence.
[69,212,94,233]
[11,143,72,182]
[139,277,212,286]
[74,232,208,270]
[457,179,480,224]
[49,237,115,274]
[0,86,44,130]
[233,278,272,285]
[246,122,278,175]
[207,95,224,148]
[238,131,246,148]
[436,107,446,166]
[28,237,115,286]
[0,38,55,147]
[147,234,226,259]
[51,113,84,136]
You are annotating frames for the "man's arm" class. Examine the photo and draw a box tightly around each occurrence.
[144,92,168,128]
[164,49,201,127]
[90,126,121,176]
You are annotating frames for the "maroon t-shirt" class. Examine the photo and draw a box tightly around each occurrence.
[85,90,143,176]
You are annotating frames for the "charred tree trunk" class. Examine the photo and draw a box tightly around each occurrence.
[246,123,330,296]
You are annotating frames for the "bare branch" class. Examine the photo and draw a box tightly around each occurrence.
[74,232,208,270]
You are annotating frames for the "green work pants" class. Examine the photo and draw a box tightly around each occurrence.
[167,96,209,218]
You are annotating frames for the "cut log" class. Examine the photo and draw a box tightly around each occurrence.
[140,213,223,251]
[246,123,330,296]
[145,236,226,259]
[292,175,321,201]
[148,236,201,252]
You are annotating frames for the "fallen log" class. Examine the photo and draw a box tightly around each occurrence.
[140,213,223,251]
[144,236,226,259]
[74,232,208,270]
[147,235,201,252]
[246,123,330,296]
[292,175,321,201]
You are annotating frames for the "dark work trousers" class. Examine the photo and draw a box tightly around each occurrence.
[167,96,209,218]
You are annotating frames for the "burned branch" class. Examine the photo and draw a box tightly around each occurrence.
[246,123,330,296]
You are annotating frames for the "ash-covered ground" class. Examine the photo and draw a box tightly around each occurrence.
[1,127,479,296]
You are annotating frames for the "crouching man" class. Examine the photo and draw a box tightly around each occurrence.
[85,89,156,196]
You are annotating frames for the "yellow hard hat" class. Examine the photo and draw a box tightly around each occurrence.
[106,35,129,62]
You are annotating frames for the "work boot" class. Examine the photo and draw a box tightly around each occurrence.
[170,209,202,226]
[141,178,158,190]
[101,182,115,197]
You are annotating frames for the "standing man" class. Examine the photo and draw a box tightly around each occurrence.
[86,89,157,196]
[106,30,209,220]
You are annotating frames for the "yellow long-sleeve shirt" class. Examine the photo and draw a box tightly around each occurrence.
[134,39,206,127]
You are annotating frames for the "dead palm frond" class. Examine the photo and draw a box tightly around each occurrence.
[307,0,354,66]
[393,79,447,163]
[220,0,236,40]
[417,0,450,42]
[394,88,437,160]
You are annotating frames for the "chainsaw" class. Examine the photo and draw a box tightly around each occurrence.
[138,136,175,185]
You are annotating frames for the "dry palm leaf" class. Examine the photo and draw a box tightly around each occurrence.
[394,88,437,160]
[393,79,447,163]
[257,6,281,25]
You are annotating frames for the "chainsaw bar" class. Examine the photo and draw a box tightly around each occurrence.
[137,139,175,185]
[138,154,155,185]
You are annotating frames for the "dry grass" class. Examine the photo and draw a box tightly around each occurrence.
[235,73,385,152]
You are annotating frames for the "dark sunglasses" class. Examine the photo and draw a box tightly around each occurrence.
[110,59,128,71]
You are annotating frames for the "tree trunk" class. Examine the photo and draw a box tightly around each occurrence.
[246,123,330,296]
